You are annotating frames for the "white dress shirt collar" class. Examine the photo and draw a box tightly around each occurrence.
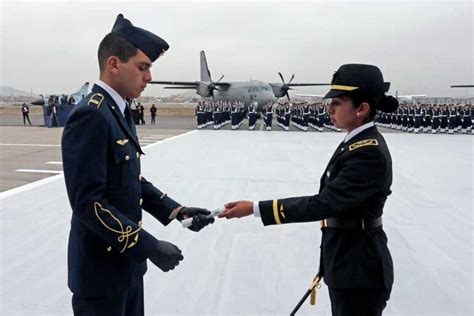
[96,80,127,116]
[343,121,375,143]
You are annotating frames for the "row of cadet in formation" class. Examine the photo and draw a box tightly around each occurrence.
[376,103,473,134]
[195,100,474,134]
[195,100,342,132]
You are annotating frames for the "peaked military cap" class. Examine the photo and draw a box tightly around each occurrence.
[323,64,390,99]
[111,14,169,62]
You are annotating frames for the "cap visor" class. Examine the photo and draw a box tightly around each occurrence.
[323,89,350,99]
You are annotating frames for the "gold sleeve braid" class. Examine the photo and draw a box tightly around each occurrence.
[94,202,142,252]
[272,199,286,224]
[273,199,281,224]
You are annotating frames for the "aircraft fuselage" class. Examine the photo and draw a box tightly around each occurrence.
[211,80,276,106]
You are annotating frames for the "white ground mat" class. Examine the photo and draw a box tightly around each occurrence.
[1,130,472,315]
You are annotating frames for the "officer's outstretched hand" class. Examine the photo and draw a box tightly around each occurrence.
[179,206,215,232]
[149,240,184,272]
[218,200,253,219]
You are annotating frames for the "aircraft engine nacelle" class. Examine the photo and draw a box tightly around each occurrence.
[271,84,285,98]
[197,82,213,97]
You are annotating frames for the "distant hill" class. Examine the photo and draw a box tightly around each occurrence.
[0,85,200,103]
[0,86,37,97]
[0,86,38,102]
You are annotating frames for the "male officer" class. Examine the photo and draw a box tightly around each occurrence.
[248,101,257,130]
[62,14,214,315]
[264,101,273,130]
[195,101,204,129]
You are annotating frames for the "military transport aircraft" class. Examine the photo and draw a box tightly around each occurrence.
[149,51,329,107]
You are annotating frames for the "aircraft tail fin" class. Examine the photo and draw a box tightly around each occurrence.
[200,51,212,82]
[70,82,90,103]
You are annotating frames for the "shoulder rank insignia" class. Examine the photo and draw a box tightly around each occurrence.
[349,139,378,151]
[116,139,129,146]
[88,93,104,108]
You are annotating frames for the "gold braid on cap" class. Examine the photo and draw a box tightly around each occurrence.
[330,85,359,91]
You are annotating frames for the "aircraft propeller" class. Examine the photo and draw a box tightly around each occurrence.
[277,72,295,101]
[207,75,225,99]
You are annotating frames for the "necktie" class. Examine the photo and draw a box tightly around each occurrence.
[124,105,133,129]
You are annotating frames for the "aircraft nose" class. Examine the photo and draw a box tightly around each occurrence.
[31,99,45,106]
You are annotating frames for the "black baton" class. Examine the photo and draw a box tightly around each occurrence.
[290,274,321,315]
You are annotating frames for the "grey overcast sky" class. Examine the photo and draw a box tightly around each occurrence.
[1,0,472,97]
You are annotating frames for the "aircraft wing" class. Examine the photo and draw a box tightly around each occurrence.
[150,81,231,88]
[296,93,324,97]
[451,85,474,88]
[150,81,198,86]
[287,83,330,87]
[398,94,426,98]
[164,86,198,89]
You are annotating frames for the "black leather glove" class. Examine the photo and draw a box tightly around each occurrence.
[179,206,215,232]
[148,240,184,272]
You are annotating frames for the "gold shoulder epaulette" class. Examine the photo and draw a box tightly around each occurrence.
[349,139,378,151]
[88,93,104,108]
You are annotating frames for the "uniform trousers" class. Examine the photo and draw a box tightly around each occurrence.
[328,287,391,316]
[72,278,144,316]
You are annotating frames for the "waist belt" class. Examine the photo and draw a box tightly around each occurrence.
[320,217,382,230]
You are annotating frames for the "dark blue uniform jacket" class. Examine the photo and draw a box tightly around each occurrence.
[259,126,394,289]
[62,84,180,297]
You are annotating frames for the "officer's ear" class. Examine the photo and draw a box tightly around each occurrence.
[355,102,370,118]
[106,56,121,74]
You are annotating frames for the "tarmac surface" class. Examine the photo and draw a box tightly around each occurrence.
[0,107,449,193]
[0,110,357,192]
[0,116,193,192]
[0,129,472,315]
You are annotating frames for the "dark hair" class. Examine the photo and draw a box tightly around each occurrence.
[347,88,399,122]
[98,33,138,72]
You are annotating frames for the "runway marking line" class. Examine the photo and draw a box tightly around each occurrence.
[0,143,60,147]
[148,134,180,138]
[0,130,196,199]
[15,169,63,174]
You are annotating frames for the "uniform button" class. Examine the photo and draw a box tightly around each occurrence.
[125,155,130,161]
[136,152,140,159]
[107,246,112,252]
[139,198,143,205]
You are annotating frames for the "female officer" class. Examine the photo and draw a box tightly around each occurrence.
[219,64,397,316]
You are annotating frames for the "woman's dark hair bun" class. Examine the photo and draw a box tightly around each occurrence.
[378,95,399,113]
